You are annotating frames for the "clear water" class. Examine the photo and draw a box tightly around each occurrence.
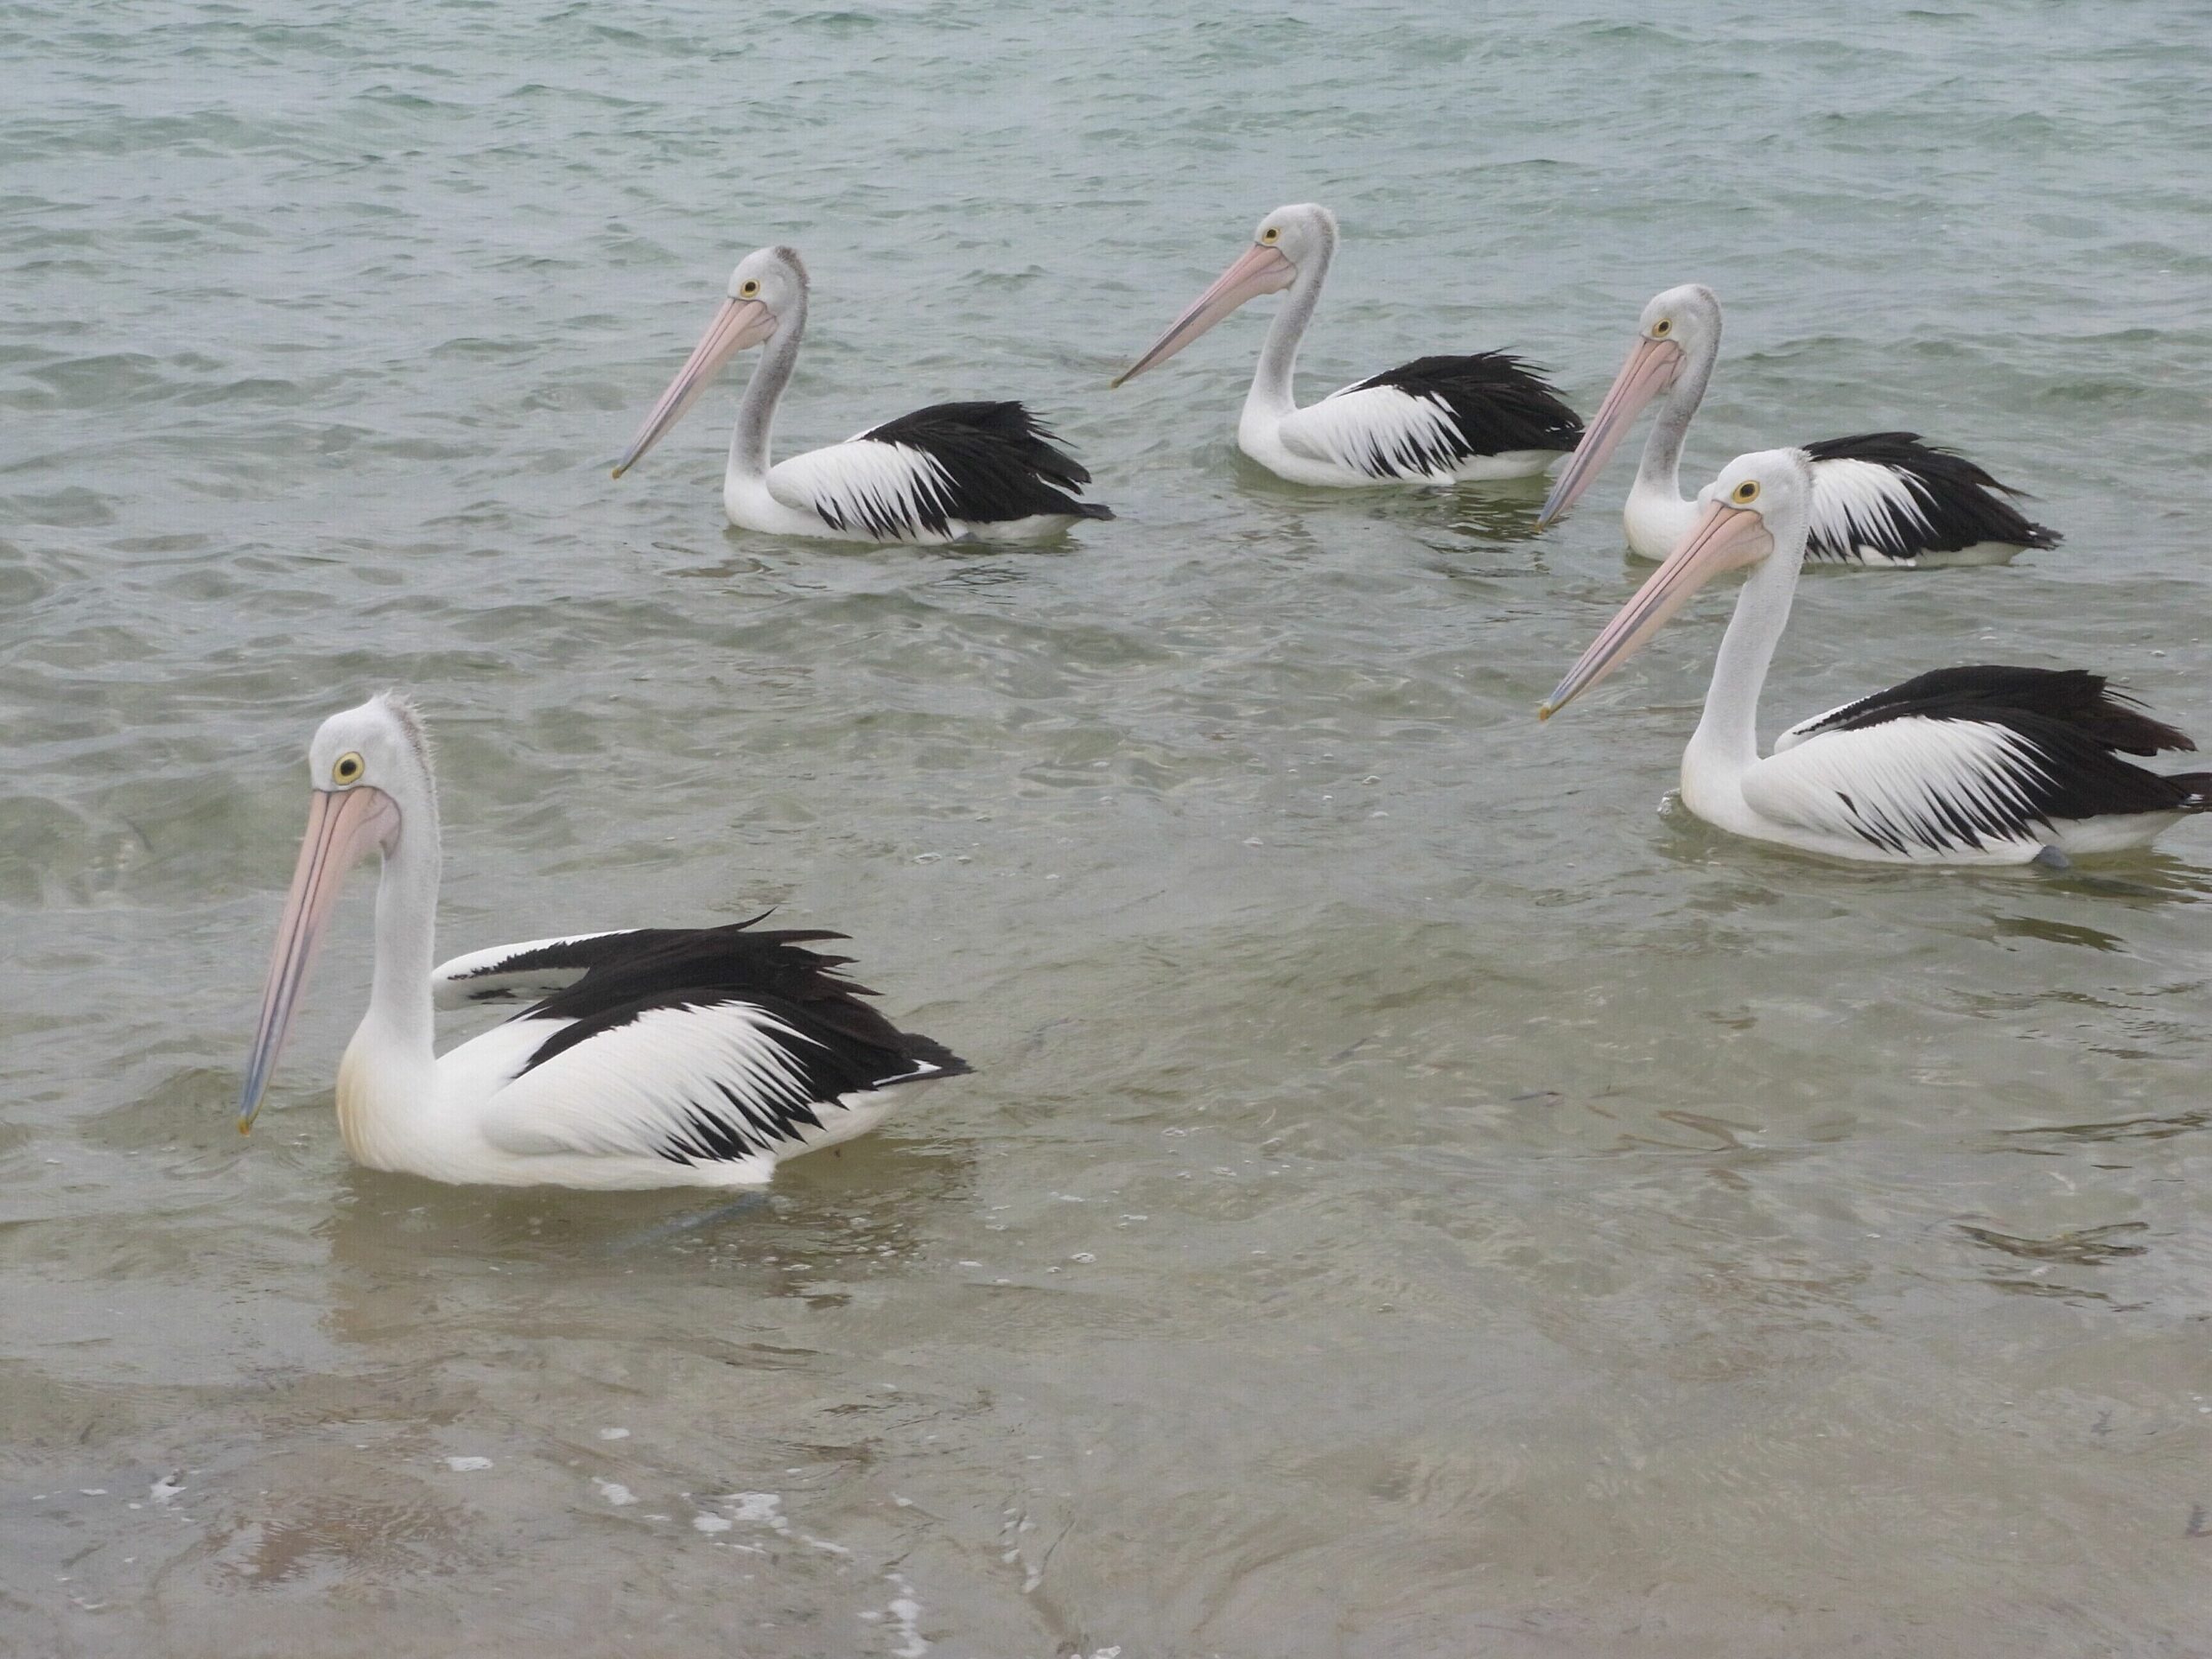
[4,1,2211,1652]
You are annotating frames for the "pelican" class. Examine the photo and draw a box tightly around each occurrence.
[1537,285,2059,567]
[235,695,966,1187]
[1113,203,1582,486]
[613,245,1110,542]
[1541,448,2209,865]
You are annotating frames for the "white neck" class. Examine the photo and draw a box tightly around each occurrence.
[1634,327,1719,506]
[1684,528,1802,785]
[342,785,442,1160]
[1243,232,1333,429]
[728,294,806,489]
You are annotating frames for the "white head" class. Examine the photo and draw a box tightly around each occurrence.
[1541,448,1812,718]
[1636,283,1722,365]
[1536,283,1725,526]
[1248,202,1337,272]
[237,694,437,1130]
[613,245,809,477]
[1112,203,1337,386]
[304,695,436,822]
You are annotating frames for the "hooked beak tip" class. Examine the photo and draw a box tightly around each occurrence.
[237,1116,253,1135]
[1537,702,1557,721]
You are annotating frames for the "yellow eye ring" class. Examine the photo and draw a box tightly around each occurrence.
[1732,480,1761,505]
[740,279,760,297]
[1261,227,1280,245]
[333,752,364,785]
[1651,318,1672,337]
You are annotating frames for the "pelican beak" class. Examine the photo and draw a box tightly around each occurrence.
[1112,242,1296,387]
[612,296,776,478]
[1539,499,1773,719]
[237,785,402,1133]
[1535,334,1684,527]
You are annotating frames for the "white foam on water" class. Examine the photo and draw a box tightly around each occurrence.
[715,1491,791,1534]
[884,1571,927,1658]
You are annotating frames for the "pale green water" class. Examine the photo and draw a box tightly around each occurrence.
[4,2,2212,1654]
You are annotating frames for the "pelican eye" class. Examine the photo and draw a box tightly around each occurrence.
[1732,480,1761,505]
[1261,226,1280,245]
[332,752,365,785]
[740,279,760,298]
[1651,317,1673,338]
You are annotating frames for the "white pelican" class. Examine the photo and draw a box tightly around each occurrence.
[235,695,965,1187]
[1541,448,2209,865]
[1112,203,1582,486]
[614,245,1110,543]
[1536,285,2059,567]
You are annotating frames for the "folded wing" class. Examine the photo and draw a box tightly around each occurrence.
[1282,354,1581,479]
[480,992,950,1167]
[769,401,1108,537]
[443,917,969,1169]
[1751,683,2210,856]
[1803,433,2059,563]
[1775,666,2194,754]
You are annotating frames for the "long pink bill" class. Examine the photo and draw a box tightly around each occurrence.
[237,785,401,1132]
[1110,242,1296,387]
[1539,500,1774,719]
[1534,334,1684,527]
[611,296,774,478]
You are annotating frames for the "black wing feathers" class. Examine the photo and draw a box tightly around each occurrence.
[1352,353,1584,466]
[1803,667,2195,756]
[1803,432,2060,554]
[1804,666,2212,834]
[1993,722,2212,824]
[853,401,1111,535]
[514,915,969,1087]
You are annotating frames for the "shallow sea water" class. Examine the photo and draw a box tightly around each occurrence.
[4,1,2212,1653]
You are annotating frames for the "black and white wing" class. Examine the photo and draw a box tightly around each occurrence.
[469,918,968,1171]
[479,996,954,1171]
[768,401,1111,537]
[1752,668,2211,855]
[1776,667,2193,755]
[1802,433,2060,564]
[1280,353,1583,480]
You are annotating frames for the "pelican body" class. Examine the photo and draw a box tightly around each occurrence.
[1541,450,2209,864]
[1115,204,1582,486]
[616,246,1110,543]
[1538,285,2059,568]
[236,696,965,1187]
